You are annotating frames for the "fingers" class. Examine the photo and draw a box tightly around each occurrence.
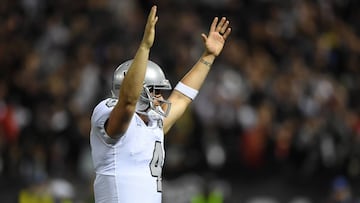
[201,33,207,43]
[147,5,158,25]
[212,17,231,39]
[219,20,229,34]
[210,17,218,32]
[142,5,158,48]
[149,5,157,20]
[216,17,226,33]
[222,27,231,40]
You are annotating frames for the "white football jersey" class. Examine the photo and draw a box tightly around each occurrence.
[90,98,165,203]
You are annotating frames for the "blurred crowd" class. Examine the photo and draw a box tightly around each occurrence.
[0,0,360,202]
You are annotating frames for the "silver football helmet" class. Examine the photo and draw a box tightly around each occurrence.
[111,59,172,117]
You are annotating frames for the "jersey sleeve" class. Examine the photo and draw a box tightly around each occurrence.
[91,98,120,144]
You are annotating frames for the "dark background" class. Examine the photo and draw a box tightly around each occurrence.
[0,0,359,202]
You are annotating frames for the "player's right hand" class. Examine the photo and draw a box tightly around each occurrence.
[141,5,158,49]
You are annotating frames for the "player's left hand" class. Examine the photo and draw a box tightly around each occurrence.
[201,17,231,57]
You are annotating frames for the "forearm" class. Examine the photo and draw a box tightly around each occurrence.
[118,5,157,104]
[164,53,215,131]
[180,16,231,90]
[105,5,157,138]
[119,46,150,104]
[107,45,150,137]
[164,16,231,135]
[180,53,216,90]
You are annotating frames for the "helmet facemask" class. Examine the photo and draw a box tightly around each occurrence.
[136,84,172,118]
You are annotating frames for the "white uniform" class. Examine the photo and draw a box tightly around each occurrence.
[90,98,165,203]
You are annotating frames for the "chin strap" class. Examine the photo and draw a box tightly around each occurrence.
[137,106,163,120]
[147,108,163,121]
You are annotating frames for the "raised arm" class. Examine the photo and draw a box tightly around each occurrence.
[163,17,231,134]
[106,6,158,138]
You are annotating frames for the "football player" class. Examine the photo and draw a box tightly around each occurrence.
[90,5,231,203]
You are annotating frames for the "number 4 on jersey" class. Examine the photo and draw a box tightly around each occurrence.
[149,141,163,192]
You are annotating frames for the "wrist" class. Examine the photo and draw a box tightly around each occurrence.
[139,43,152,51]
[200,58,212,67]
[175,82,198,100]
[203,50,217,58]
[199,54,215,67]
